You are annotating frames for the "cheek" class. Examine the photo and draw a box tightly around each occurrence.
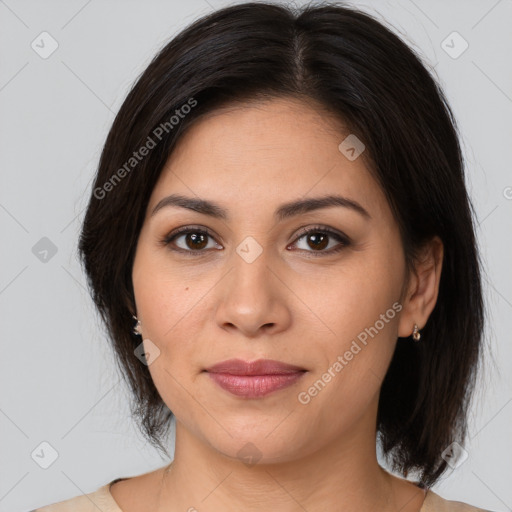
[132,240,206,341]
[136,281,209,382]
[131,245,210,405]
[292,250,402,412]
[295,313,398,442]
[292,250,403,349]
[135,277,210,425]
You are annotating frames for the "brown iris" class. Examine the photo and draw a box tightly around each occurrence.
[306,232,329,251]
[185,232,208,250]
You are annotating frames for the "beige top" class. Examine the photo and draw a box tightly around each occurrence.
[33,478,495,512]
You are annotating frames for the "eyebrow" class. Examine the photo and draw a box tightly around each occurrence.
[151,193,371,221]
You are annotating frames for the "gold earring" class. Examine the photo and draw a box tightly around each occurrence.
[133,315,142,336]
[412,323,421,342]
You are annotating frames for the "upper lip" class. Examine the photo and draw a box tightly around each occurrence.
[205,358,306,375]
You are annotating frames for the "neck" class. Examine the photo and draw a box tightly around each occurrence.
[154,400,424,512]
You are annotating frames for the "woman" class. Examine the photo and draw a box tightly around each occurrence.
[34,1,496,511]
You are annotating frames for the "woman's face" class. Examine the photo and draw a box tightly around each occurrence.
[132,97,412,463]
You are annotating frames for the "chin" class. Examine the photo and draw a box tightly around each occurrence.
[201,425,314,467]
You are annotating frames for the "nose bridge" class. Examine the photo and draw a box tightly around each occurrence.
[229,238,276,304]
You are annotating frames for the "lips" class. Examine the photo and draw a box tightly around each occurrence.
[204,359,306,398]
[205,358,306,375]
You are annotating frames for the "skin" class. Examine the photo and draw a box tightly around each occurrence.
[112,97,443,512]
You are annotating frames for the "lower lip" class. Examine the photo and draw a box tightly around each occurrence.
[206,372,305,398]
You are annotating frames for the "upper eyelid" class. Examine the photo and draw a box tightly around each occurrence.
[294,225,348,240]
[164,225,216,241]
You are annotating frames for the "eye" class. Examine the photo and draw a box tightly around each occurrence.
[289,226,350,256]
[161,226,221,255]
[160,224,350,257]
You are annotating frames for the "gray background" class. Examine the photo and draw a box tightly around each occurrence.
[1,0,511,511]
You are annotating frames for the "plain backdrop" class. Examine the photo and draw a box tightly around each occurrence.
[0,0,511,511]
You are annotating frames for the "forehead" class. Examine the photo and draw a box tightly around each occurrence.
[149,97,388,221]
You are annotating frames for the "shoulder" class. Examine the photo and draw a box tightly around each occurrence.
[31,466,166,512]
[31,482,122,512]
[423,489,499,512]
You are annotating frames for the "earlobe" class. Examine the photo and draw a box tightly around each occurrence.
[397,236,444,339]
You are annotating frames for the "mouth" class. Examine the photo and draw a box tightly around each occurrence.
[203,359,307,399]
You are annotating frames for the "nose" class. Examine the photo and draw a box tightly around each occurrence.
[213,248,292,338]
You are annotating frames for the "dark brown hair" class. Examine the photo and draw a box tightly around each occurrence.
[78,1,485,487]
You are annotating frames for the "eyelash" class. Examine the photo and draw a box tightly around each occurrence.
[160,225,351,257]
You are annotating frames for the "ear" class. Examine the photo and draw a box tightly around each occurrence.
[397,236,444,338]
